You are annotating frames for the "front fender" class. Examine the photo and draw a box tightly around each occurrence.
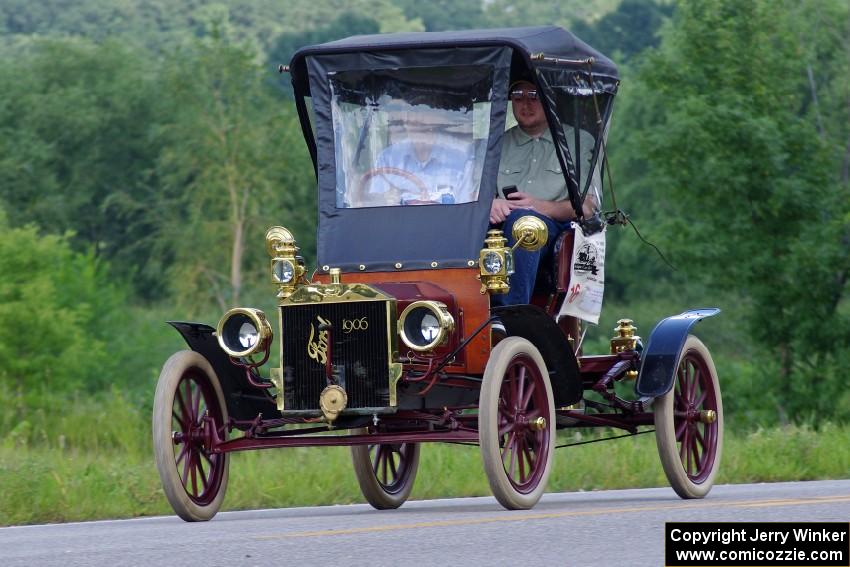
[492,305,582,406]
[634,308,721,398]
[167,321,278,421]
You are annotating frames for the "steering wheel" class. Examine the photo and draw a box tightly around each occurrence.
[357,167,431,206]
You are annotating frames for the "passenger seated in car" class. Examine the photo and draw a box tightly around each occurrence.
[490,80,597,306]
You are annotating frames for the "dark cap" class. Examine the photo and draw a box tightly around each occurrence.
[508,69,536,92]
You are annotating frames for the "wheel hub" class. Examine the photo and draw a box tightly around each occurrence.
[508,413,546,432]
[172,423,206,446]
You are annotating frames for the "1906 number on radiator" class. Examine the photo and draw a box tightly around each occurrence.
[342,317,369,333]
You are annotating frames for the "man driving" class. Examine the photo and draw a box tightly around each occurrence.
[362,104,473,206]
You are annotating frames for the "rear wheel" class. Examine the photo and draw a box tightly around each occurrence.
[351,436,420,509]
[654,335,723,498]
[479,337,555,510]
[153,350,229,521]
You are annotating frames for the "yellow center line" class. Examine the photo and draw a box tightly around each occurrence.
[737,495,850,508]
[254,494,850,540]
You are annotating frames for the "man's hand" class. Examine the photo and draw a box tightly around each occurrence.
[503,191,539,210]
[490,191,541,223]
[489,197,515,223]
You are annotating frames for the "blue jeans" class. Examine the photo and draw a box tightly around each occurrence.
[490,209,573,306]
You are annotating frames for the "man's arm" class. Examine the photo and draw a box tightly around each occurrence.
[490,193,575,223]
[526,196,576,221]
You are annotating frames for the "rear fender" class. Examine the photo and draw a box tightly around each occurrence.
[167,321,278,421]
[492,305,582,406]
[634,308,721,398]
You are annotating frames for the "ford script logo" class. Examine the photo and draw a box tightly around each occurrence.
[307,315,331,364]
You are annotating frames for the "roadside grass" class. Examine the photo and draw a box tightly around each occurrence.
[1,398,848,526]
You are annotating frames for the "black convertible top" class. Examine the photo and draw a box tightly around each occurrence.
[289,25,618,94]
[286,26,619,273]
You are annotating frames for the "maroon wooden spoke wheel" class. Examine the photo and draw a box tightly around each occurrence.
[351,436,420,510]
[654,335,723,499]
[153,351,229,521]
[479,337,555,510]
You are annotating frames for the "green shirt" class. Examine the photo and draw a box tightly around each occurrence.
[496,125,597,203]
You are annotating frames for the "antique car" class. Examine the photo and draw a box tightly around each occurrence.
[153,26,723,521]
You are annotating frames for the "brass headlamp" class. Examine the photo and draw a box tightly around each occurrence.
[266,226,306,299]
[217,307,273,358]
[398,300,455,352]
[479,215,549,295]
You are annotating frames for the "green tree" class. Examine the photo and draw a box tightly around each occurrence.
[0,216,126,393]
[269,11,380,77]
[628,0,850,422]
[0,0,285,53]
[153,33,315,312]
[571,0,673,61]
[0,37,167,297]
[393,0,484,32]
[484,0,619,29]
[0,0,425,54]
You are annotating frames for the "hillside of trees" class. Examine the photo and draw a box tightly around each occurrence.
[0,0,848,427]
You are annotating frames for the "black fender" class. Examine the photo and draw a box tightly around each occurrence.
[634,308,721,398]
[167,321,279,421]
[492,305,582,406]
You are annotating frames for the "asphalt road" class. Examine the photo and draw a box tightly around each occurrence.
[2,480,848,567]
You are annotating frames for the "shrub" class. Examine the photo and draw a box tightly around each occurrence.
[0,221,126,393]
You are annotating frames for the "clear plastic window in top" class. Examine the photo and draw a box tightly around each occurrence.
[547,88,615,212]
[330,66,493,208]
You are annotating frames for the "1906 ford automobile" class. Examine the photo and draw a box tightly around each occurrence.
[153,26,723,521]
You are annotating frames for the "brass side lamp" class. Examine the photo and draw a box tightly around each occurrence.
[478,215,549,295]
[266,226,306,299]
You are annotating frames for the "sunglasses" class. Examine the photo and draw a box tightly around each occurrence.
[510,89,539,101]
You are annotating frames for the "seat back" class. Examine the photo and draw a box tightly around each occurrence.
[531,230,575,313]
[529,230,580,349]
[552,230,575,294]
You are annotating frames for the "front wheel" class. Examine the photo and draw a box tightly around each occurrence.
[479,337,555,510]
[153,350,229,521]
[351,435,420,510]
[654,335,723,498]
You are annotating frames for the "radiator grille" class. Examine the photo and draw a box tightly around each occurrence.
[281,301,391,411]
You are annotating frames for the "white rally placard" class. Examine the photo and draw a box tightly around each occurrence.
[558,222,606,324]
